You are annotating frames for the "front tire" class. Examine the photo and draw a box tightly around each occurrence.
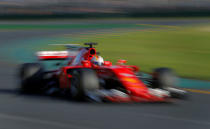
[151,68,187,99]
[151,68,177,89]
[69,68,99,101]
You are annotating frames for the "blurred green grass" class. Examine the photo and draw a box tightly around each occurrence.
[0,24,152,30]
[3,22,209,80]
[104,26,210,80]
[51,24,210,80]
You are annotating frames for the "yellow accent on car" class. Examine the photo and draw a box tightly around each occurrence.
[123,77,139,83]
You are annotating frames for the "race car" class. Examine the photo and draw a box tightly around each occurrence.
[18,43,187,102]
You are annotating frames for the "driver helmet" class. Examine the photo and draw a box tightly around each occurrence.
[91,55,104,66]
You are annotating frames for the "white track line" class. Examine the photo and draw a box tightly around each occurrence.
[0,113,98,129]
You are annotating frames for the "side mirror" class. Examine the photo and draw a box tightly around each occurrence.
[103,61,112,66]
[128,65,139,73]
[117,59,127,65]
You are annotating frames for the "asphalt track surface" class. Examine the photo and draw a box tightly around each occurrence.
[0,19,210,129]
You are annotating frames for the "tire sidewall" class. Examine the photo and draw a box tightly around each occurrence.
[69,68,99,100]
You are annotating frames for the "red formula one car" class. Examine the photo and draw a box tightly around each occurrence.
[19,43,186,102]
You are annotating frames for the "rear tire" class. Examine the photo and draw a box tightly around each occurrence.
[69,68,99,101]
[19,63,44,92]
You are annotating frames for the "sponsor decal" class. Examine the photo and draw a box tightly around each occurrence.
[123,77,139,83]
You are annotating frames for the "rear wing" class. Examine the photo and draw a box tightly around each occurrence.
[36,51,69,60]
[36,44,83,60]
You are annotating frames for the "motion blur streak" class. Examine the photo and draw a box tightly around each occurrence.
[1,111,210,128]
[134,113,210,126]
[0,113,97,129]
[0,0,210,128]
[0,19,210,129]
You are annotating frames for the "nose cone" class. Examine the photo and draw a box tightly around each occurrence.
[113,67,150,97]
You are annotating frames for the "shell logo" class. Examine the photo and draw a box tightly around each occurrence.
[122,77,145,88]
[123,77,139,83]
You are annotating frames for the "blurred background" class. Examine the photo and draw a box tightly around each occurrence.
[0,0,210,18]
[0,1,210,129]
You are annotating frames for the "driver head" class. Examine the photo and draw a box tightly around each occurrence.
[91,55,104,66]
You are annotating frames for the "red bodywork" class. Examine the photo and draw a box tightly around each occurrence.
[37,47,169,102]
